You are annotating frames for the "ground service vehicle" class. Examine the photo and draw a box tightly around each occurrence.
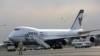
[74,41,92,48]
[7,43,16,52]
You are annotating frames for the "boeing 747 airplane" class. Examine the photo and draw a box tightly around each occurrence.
[8,9,100,49]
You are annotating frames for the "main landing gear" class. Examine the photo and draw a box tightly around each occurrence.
[51,41,63,49]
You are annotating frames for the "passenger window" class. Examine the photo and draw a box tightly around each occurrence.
[14,28,20,30]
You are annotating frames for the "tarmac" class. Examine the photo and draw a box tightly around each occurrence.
[0,46,100,56]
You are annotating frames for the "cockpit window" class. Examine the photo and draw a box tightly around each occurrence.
[14,28,20,30]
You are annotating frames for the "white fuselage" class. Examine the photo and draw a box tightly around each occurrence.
[8,26,83,45]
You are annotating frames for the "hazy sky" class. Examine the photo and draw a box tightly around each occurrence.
[0,0,100,43]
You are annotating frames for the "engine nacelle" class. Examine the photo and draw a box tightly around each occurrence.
[61,39,70,45]
[89,35,99,43]
[90,34,100,43]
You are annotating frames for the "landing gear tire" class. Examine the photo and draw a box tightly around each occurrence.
[52,43,63,49]
[14,44,18,48]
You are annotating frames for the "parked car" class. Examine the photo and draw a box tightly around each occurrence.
[7,43,16,52]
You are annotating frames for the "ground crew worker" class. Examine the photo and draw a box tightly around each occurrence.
[18,41,24,55]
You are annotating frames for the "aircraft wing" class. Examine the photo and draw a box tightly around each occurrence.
[78,29,100,35]
[42,35,95,42]
[42,29,100,42]
[42,36,65,41]
[42,35,84,41]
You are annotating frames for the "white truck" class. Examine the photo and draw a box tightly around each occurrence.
[72,41,92,48]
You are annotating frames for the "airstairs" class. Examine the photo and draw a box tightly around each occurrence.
[29,35,50,49]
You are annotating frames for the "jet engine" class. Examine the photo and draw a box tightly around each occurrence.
[89,34,100,43]
[89,36,97,42]
[61,39,70,45]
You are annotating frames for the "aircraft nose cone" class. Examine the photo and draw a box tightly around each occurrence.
[9,37,13,41]
[8,32,14,38]
[8,31,16,41]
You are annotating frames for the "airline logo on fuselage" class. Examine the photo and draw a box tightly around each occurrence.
[79,17,82,26]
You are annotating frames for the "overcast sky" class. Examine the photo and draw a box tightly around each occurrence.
[0,0,100,43]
